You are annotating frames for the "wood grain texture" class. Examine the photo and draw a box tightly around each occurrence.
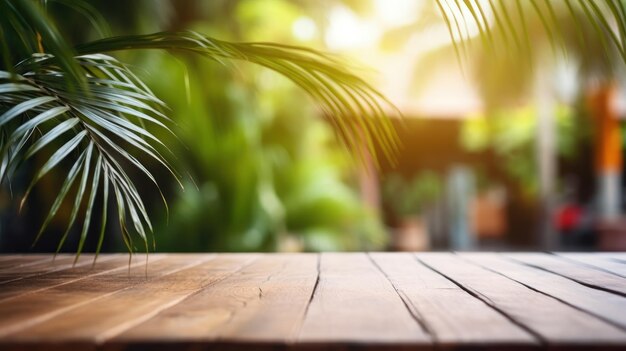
[0,255,52,270]
[298,253,430,344]
[460,253,626,329]
[0,254,163,337]
[0,255,91,283]
[418,253,626,345]
[3,254,218,343]
[506,253,626,296]
[0,252,625,351]
[369,252,537,346]
[557,253,626,278]
[0,255,128,301]
[113,253,315,346]
[592,253,626,261]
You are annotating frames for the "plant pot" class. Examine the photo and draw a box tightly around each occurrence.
[391,217,430,251]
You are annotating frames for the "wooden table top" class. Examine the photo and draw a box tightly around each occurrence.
[0,252,625,350]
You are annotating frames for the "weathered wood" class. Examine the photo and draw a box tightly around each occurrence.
[0,254,114,285]
[592,253,626,261]
[506,253,626,296]
[0,254,129,301]
[557,253,626,278]
[460,253,626,329]
[298,253,430,344]
[418,253,626,344]
[0,254,168,337]
[5,254,250,344]
[0,252,625,351]
[0,255,52,270]
[0,255,73,275]
[369,252,537,346]
[113,253,315,346]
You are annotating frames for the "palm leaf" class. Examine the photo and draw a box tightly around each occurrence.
[71,32,400,163]
[1,2,400,258]
[1,54,176,257]
[443,0,626,69]
[0,0,85,88]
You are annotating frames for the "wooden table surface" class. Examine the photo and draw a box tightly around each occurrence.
[0,252,625,350]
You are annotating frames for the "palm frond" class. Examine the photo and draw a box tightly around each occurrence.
[71,32,400,165]
[1,1,400,257]
[1,53,177,260]
[0,0,85,87]
[439,0,626,71]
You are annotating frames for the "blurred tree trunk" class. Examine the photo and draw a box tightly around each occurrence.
[535,69,557,250]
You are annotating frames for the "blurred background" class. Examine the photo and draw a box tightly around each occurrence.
[2,0,626,253]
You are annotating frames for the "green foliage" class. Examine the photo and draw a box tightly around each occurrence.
[460,105,586,196]
[5,0,624,255]
[76,31,400,163]
[137,42,386,252]
[1,53,175,260]
[0,0,396,256]
[431,0,626,112]
[0,1,85,87]
[383,171,442,218]
[438,0,626,70]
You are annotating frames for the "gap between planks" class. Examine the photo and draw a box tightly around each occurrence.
[456,253,626,337]
[368,252,538,347]
[419,253,626,345]
[504,253,626,297]
[1,253,626,351]
[112,253,318,346]
[458,253,626,330]
[297,253,430,344]
[556,253,626,278]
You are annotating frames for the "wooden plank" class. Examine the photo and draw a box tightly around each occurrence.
[557,253,626,278]
[0,254,47,261]
[112,253,316,347]
[298,253,431,344]
[0,255,56,271]
[4,254,253,345]
[369,252,537,346]
[0,254,131,301]
[418,253,626,344]
[506,253,626,296]
[460,253,626,329]
[593,253,626,261]
[1,252,625,350]
[0,253,175,337]
[0,254,100,284]
[0,254,128,288]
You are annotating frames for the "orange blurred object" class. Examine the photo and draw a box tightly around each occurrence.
[589,83,622,173]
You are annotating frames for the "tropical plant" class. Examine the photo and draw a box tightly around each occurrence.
[436,0,626,70]
[5,0,626,258]
[0,0,398,259]
[432,0,626,247]
[144,49,386,252]
[382,171,442,220]
[460,105,584,197]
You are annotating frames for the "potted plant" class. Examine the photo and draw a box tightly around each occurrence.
[382,171,442,251]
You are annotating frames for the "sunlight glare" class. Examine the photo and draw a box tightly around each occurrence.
[373,0,420,26]
[325,5,380,50]
[292,16,317,41]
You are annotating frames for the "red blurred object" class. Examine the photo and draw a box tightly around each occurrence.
[555,205,583,233]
